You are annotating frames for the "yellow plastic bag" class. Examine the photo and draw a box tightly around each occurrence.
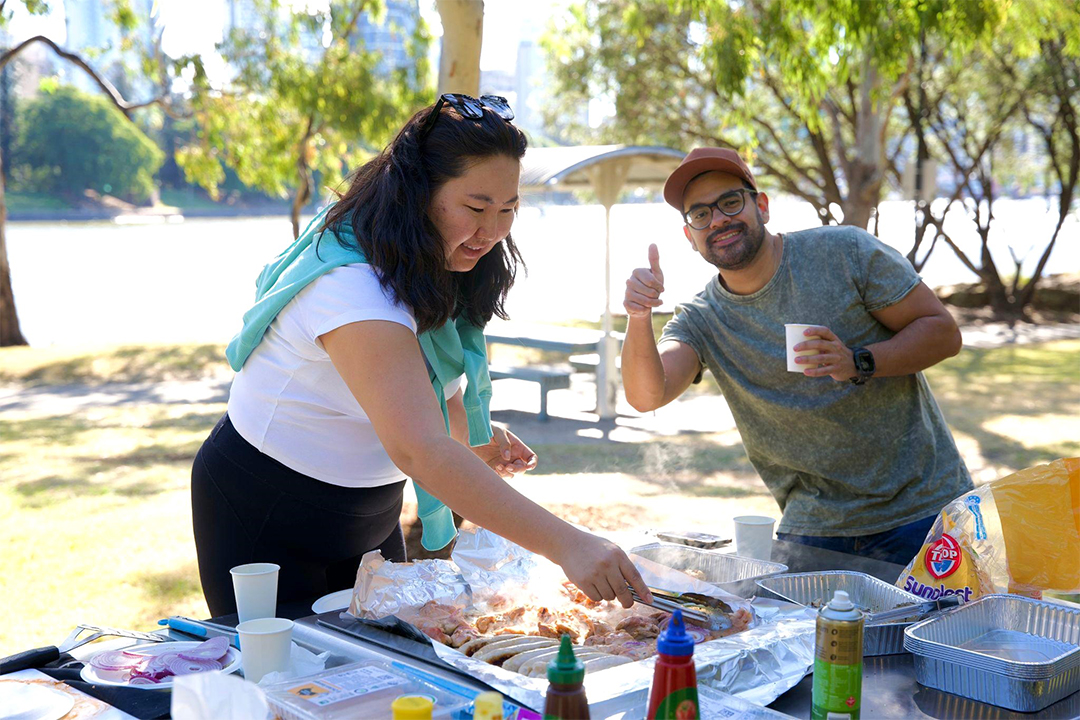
[897,458,1080,601]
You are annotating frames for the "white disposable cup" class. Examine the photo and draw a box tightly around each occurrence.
[230,562,280,623]
[236,617,293,683]
[733,516,776,561]
[785,324,822,373]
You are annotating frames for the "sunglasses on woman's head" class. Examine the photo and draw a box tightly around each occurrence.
[418,93,515,142]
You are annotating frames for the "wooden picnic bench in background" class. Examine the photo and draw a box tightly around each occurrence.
[485,323,625,421]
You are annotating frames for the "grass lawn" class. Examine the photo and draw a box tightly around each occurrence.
[4,191,75,213]
[1,339,1077,654]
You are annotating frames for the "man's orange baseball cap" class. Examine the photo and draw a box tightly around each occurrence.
[663,148,758,211]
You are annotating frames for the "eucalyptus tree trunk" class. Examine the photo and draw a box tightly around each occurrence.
[841,59,887,229]
[435,0,483,95]
[0,146,26,346]
[290,118,315,239]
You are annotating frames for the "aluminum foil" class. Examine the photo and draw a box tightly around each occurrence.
[904,594,1080,712]
[756,570,924,656]
[428,601,815,711]
[347,529,817,710]
[346,550,472,619]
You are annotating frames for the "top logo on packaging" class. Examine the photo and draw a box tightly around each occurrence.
[925,534,962,579]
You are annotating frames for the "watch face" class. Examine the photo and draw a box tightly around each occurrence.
[855,350,875,373]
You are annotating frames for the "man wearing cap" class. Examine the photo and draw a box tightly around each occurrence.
[621,148,973,565]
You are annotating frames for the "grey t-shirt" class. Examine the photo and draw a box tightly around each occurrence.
[659,225,973,537]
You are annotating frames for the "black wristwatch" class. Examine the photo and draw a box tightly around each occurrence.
[850,346,875,385]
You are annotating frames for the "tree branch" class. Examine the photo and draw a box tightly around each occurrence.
[0,35,181,119]
[749,115,826,194]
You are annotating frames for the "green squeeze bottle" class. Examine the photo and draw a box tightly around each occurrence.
[543,634,590,720]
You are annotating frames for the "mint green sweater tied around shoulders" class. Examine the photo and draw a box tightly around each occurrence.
[225,207,494,551]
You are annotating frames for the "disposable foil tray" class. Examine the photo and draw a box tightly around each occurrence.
[904,594,1080,712]
[630,542,787,598]
[755,571,923,656]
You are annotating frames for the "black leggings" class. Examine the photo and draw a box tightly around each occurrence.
[191,414,407,617]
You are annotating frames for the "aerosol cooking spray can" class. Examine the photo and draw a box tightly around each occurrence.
[811,590,864,720]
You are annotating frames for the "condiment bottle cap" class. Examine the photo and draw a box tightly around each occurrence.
[474,691,504,720]
[657,607,696,656]
[547,634,585,684]
[830,590,855,611]
[392,695,434,720]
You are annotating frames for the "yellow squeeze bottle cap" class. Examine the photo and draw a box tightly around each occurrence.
[474,691,504,720]
[392,695,434,720]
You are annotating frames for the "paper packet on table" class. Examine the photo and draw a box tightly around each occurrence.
[897,457,1080,602]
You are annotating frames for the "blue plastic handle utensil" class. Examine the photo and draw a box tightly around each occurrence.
[158,617,240,649]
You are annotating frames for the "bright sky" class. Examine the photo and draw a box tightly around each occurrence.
[9,0,571,73]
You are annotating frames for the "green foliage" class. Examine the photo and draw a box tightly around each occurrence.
[11,86,164,202]
[543,0,1008,227]
[178,0,433,217]
[1003,0,1080,209]
[872,0,1080,313]
[0,0,50,30]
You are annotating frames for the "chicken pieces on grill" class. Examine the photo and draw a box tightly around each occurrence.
[392,582,752,677]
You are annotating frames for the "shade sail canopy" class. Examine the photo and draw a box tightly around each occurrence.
[520,144,686,193]
[515,144,686,418]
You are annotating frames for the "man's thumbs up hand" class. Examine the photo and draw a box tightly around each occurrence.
[648,243,664,285]
[624,244,666,318]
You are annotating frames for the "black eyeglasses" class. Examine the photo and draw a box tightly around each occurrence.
[418,93,515,142]
[684,188,757,230]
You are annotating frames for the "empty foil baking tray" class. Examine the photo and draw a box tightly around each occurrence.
[904,594,1080,712]
[630,543,787,598]
[756,571,924,656]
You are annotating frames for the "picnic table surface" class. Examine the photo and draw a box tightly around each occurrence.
[206,540,1080,719]
[485,321,624,355]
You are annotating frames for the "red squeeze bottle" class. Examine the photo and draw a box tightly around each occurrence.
[646,608,700,720]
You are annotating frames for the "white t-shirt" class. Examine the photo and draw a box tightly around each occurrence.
[228,263,462,488]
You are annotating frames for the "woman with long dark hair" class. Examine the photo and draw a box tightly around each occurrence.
[191,95,651,616]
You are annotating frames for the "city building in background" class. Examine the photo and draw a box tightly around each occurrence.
[226,0,420,74]
[62,0,157,99]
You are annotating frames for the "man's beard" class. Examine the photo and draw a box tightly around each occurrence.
[703,212,765,271]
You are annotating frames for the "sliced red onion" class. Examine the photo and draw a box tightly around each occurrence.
[128,676,160,685]
[659,616,709,643]
[146,654,176,673]
[164,655,223,675]
[131,667,174,682]
[178,636,230,661]
[686,626,709,643]
[89,650,143,672]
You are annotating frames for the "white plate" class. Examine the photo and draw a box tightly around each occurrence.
[312,588,352,614]
[0,680,75,720]
[80,641,242,691]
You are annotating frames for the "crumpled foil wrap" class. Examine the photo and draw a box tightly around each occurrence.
[347,529,816,711]
[346,549,472,619]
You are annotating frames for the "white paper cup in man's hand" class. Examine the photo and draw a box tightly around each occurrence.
[733,515,776,561]
[237,617,293,683]
[230,562,280,623]
[785,323,822,373]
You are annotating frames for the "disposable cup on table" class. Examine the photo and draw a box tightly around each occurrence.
[734,516,776,561]
[230,562,280,623]
[236,617,293,683]
[784,324,822,373]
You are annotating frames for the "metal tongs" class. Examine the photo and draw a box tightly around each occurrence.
[865,595,963,625]
[629,586,733,631]
[0,623,165,674]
